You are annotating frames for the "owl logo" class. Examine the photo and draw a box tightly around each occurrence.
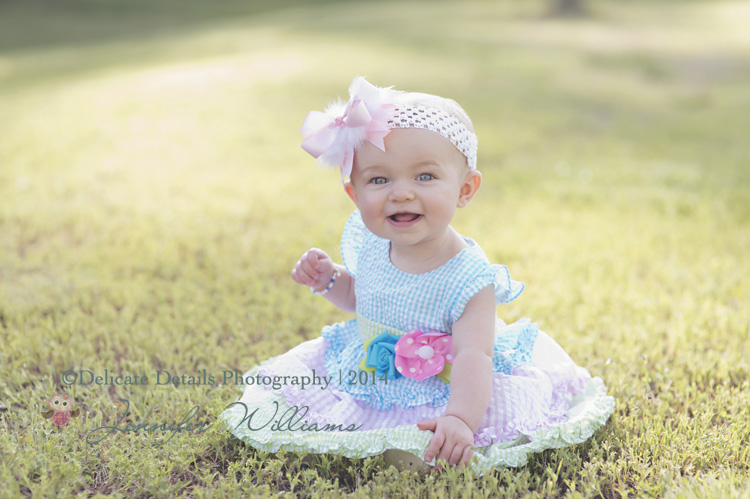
[42,393,80,427]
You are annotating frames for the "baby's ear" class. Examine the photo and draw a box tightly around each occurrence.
[457,170,482,208]
[344,181,359,205]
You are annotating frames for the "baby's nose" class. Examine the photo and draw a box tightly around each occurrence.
[388,182,416,202]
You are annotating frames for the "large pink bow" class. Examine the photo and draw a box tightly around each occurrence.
[300,77,393,181]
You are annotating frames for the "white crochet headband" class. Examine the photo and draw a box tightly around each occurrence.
[300,77,478,181]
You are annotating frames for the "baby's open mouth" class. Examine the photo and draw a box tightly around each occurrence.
[389,213,421,223]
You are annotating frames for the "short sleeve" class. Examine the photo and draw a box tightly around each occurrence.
[449,264,525,323]
[340,210,369,278]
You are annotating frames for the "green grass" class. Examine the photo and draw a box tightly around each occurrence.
[1,0,749,496]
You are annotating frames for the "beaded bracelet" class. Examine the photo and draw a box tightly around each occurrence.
[311,268,341,296]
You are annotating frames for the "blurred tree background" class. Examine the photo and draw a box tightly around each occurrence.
[551,0,587,16]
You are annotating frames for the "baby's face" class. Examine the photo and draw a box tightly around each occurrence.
[345,128,479,251]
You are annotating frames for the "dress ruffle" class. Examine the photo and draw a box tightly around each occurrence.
[221,329,615,474]
[449,265,525,323]
[492,318,538,373]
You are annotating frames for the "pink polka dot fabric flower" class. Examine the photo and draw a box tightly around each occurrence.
[394,330,453,381]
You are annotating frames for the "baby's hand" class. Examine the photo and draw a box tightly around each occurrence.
[417,415,475,468]
[291,248,335,292]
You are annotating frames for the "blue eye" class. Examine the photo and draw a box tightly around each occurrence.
[370,177,388,185]
[417,173,434,181]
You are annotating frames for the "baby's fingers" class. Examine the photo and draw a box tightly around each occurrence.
[298,256,323,281]
[448,444,468,466]
[292,255,325,284]
[417,419,437,432]
[459,445,474,467]
[436,439,456,466]
[304,249,321,270]
[423,430,445,463]
[418,419,439,463]
[291,267,317,287]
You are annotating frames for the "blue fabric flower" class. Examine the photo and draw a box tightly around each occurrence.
[365,332,402,380]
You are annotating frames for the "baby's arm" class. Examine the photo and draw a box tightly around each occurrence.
[417,285,496,467]
[291,248,356,313]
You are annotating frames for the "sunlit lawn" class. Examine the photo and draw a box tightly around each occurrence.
[1,0,749,496]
